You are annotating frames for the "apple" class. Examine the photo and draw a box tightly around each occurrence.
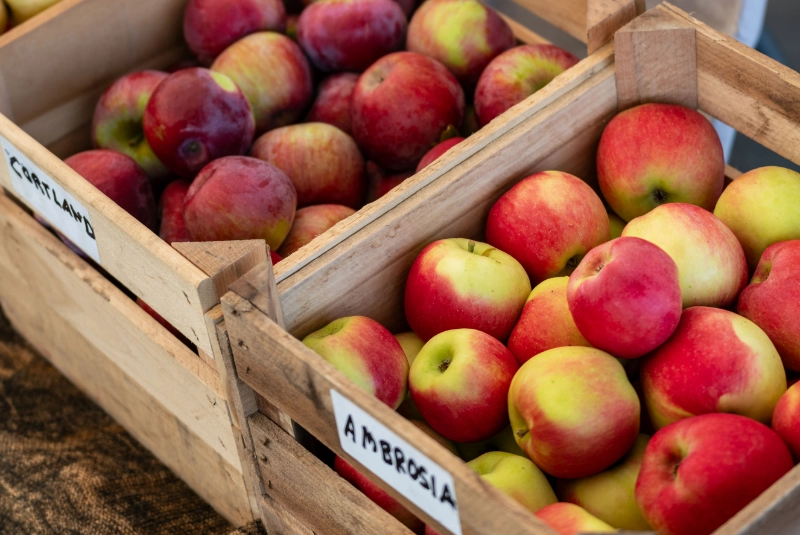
[351,51,465,171]
[91,70,170,182]
[474,44,579,126]
[454,425,526,461]
[277,204,355,257]
[641,306,786,430]
[285,13,299,40]
[467,452,557,513]
[622,203,748,308]
[305,72,359,136]
[142,68,254,177]
[0,2,8,32]
[607,209,625,239]
[506,277,590,366]
[738,240,800,371]
[183,156,297,250]
[557,434,651,530]
[714,166,800,270]
[159,179,192,244]
[406,0,514,91]
[64,150,157,231]
[404,238,530,342]
[772,381,800,461]
[597,103,725,222]
[415,137,465,173]
[535,503,616,535]
[409,328,519,442]
[485,170,610,284]
[365,162,413,202]
[250,122,366,208]
[270,250,282,265]
[395,331,424,365]
[211,32,313,134]
[509,346,640,478]
[567,237,682,359]
[298,0,406,73]
[5,0,60,24]
[635,413,793,535]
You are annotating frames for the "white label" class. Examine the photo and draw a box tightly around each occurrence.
[330,389,462,535]
[1,136,101,264]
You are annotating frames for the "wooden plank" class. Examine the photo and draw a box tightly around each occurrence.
[614,6,697,110]
[586,0,644,53]
[510,0,588,43]
[500,13,551,45]
[725,164,743,181]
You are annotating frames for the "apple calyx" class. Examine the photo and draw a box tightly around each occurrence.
[653,188,669,204]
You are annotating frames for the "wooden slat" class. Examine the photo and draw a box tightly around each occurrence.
[500,13,551,45]
[510,0,588,43]
[586,0,644,53]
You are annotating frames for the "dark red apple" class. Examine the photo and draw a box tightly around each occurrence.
[159,179,192,244]
[305,72,358,136]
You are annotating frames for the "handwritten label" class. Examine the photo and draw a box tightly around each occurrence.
[330,389,461,535]
[1,136,100,264]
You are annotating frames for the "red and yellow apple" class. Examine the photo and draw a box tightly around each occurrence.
[535,503,615,535]
[278,204,355,257]
[467,451,557,513]
[772,381,800,461]
[305,72,359,136]
[159,179,191,244]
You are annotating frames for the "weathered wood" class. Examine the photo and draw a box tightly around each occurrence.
[500,13,551,45]
[615,6,697,109]
[586,0,644,53]
[510,0,588,43]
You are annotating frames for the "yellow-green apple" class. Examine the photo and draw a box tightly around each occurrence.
[557,434,651,530]
[142,68,255,177]
[183,156,297,250]
[409,328,519,442]
[211,32,313,134]
[738,240,800,371]
[158,179,191,244]
[597,103,724,222]
[406,0,514,91]
[567,237,682,359]
[297,0,406,72]
[303,316,408,408]
[507,277,590,366]
[641,306,786,429]
[395,331,424,364]
[772,382,800,460]
[468,451,557,513]
[351,52,464,171]
[635,413,793,535]
[250,122,366,208]
[305,72,358,135]
[64,150,157,231]
[714,166,800,269]
[365,162,413,202]
[415,137,465,173]
[535,503,616,535]
[5,0,60,24]
[474,44,578,126]
[607,209,625,239]
[183,0,286,65]
[404,238,530,341]
[92,70,170,182]
[485,170,609,284]
[622,203,748,308]
[509,346,639,478]
[278,204,355,257]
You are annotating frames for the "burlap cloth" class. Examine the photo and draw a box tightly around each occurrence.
[0,309,267,535]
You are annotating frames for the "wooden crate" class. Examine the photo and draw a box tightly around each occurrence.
[221,4,800,535]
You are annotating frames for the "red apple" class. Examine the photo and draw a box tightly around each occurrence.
[278,204,355,257]
[305,72,358,136]
[159,179,192,244]
[635,413,793,535]
[270,250,282,265]
[535,503,616,535]
[351,51,464,171]
[365,162,413,202]
[183,156,297,250]
[415,137,464,173]
[772,381,800,461]
[567,237,682,359]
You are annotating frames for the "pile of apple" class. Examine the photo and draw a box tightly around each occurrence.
[302,102,800,535]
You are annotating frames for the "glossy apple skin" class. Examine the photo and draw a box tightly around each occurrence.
[277,204,355,257]
[642,306,786,430]
[158,179,192,244]
[415,137,464,173]
[298,0,406,73]
[622,203,748,308]
[557,434,652,530]
[485,171,610,284]
[64,150,157,231]
[535,503,616,535]
[509,346,640,478]
[143,68,254,177]
[250,122,366,208]
[211,32,313,134]
[507,277,590,366]
[352,51,465,171]
[404,238,530,342]
[567,237,682,359]
[305,72,358,136]
[714,166,800,270]
[92,70,170,182]
[406,0,514,91]
[635,413,793,535]
[468,451,556,513]
[738,240,800,370]
[409,328,518,442]
[597,103,724,222]
[772,382,800,460]
[475,44,578,126]
[183,156,297,250]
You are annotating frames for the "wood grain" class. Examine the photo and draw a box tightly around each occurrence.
[500,13,551,45]
[586,0,644,53]
[510,0,588,42]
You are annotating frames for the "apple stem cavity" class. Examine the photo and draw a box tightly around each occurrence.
[653,188,669,204]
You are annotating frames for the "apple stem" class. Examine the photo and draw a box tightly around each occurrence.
[438,359,451,373]
[653,188,668,204]
[468,240,476,254]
